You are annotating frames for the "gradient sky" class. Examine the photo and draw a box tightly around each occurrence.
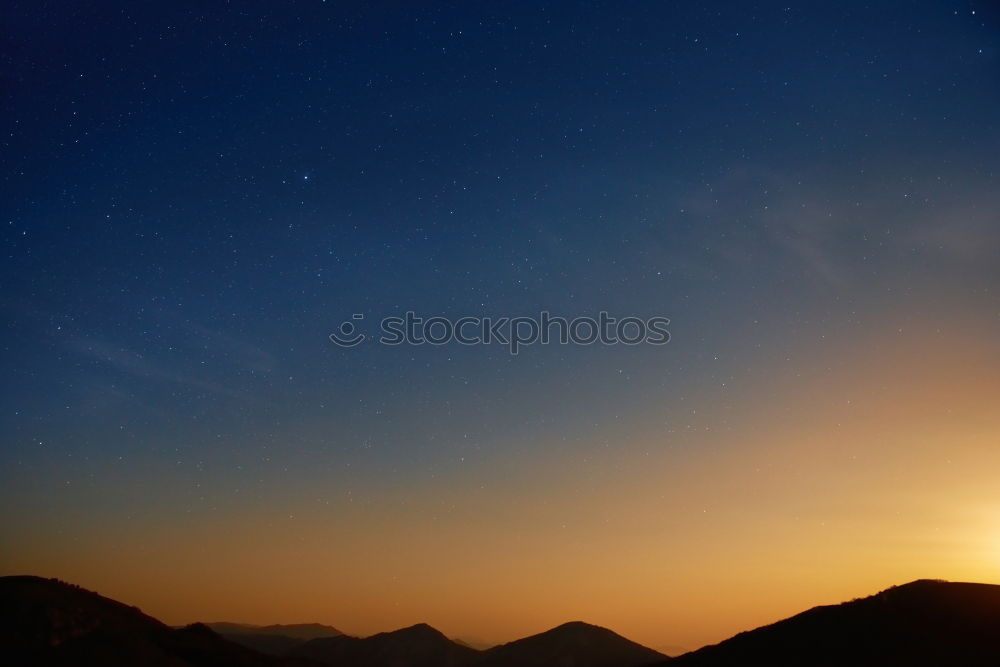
[2,0,999,654]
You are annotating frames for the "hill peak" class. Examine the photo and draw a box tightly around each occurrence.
[480,619,666,667]
[289,619,476,666]
[380,622,448,638]
[548,620,615,633]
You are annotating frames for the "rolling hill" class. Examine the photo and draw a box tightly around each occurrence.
[287,620,668,667]
[289,622,477,667]
[477,620,666,667]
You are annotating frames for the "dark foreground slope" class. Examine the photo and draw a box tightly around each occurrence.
[0,576,310,667]
[671,579,1000,667]
[478,621,667,667]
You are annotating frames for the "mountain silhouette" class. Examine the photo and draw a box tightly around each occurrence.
[289,620,667,667]
[207,623,343,640]
[5,574,1000,667]
[289,622,477,667]
[669,579,1000,666]
[477,620,667,667]
[0,575,312,666]
[206,623,343,655]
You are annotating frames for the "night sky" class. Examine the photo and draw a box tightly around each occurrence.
[2,0,999,653]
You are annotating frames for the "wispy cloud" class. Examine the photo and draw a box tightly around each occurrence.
[178,321,279,374]
[67,337,244,398]
[676,164,999,287]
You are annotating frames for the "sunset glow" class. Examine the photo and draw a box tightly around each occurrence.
[2,1,998,657]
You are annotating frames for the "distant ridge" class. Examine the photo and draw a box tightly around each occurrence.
[206,622,343,655]
[289,622,476,667]
[288,620,667,667]
[206,622,343,639]
[669,579,1000,666]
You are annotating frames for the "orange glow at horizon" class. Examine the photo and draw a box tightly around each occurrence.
[3,320,999,654]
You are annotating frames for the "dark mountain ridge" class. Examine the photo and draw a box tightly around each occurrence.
[288,619,668,667]
[206,623,343,640]
[288,622,479,667]
[5,575,1000,667]
[669,579,1000,666]
[0,575,306,666]
[206,622,343,656]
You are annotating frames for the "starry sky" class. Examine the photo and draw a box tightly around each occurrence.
[2,0,999,653]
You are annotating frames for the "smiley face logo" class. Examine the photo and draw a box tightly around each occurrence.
[329,314,366,347]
